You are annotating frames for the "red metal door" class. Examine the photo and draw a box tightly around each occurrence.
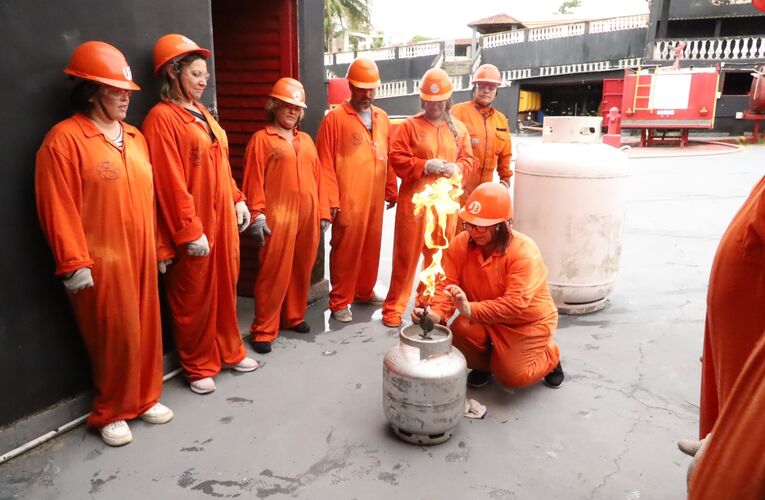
[212,0,299,296]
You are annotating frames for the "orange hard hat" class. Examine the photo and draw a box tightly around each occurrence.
[64,41,140,91]
[270,77,307,108]
[471,64,503,86]
[419,68,453,102]
[153,34,211,74]
[346,58,380,89]
[459,182,512,225]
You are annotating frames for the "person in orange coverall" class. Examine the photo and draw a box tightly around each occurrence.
[412,183,563,389]
[676,174,765,458]
[451,64,512,203]
[142,34,257,395]
[381,68,477,328]
[241,77,330,354]
[686,334,765,500]
[35,42,174,447]
[317,58,398,323]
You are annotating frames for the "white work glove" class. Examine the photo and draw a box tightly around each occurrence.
[424,159,446,176]
[320,219,331,233]
[249,214,272,246]
[444,162,460,178]
[158,259,173,274]
[235,201,251,233]
[63,268,94,294]
[187,234,210,257]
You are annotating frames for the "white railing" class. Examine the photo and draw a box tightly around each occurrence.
[324,53,334,66]
[501,68,532,81]
[528,23,585,42]
[325,69,338,80]
[617,57,642,69]
[589,14,649,34]
[399,42,441,59]
[445,39,455,60]
[357,47,397,61]
[471,53,482,74]
[335,51,355,64]
[654,36,765,61]
[450,75,466,90]
[483,30,525,48]
[377,80,408,98]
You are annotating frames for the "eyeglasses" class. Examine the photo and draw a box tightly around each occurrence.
[102,87,133,99]
[462,221,490,233]
[187,69,211,82]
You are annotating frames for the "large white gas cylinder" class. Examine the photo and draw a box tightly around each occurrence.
[383,323,467,445]
[514,117,629,314]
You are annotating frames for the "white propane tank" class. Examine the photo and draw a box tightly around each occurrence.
[514,117,628,314]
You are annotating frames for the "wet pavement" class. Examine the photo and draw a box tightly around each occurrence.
[1,141,763,499]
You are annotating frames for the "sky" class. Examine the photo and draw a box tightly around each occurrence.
[370,0,649,42]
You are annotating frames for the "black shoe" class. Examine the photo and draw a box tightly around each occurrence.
[544,361,564,388]
[289,321,311,334]
[467,370,492,388]
[249,339,272,354]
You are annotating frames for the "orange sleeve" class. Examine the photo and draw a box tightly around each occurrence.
[310,137,331,221]
[455,121,477,180]
[429,244,462,322]
[315,113,341,210]
[241,133,267,217]
[142,113,204,246]
[496,115,513,182]
[384,116,398,202]
[390,119,427,182]
[35,144,95,276]
[469,242,547,324]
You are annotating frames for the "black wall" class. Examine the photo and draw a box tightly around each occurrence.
[299,0,327,139]
[481,29,647,70]
[327,53,440,84]
[668,0,764,19]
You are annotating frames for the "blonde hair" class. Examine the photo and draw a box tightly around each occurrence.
[159,53,205,101]
[265,97,305,125]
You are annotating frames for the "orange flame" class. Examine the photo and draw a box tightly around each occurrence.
[413,172,463,303]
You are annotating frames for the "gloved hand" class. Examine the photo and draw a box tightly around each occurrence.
[249,214,272,246]
[158,259,173,274]
[424,159,446,176]
[187,234,210,257]
[235,201,251,233]
[320,219,331,233]
[444,162,460,178]
[63,268,94,294]
[386,199,397,210]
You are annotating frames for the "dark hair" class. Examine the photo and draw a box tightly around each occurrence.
[70,80,99,114]
[160,53,205,101]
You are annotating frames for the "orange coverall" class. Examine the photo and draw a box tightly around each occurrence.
[242,126,327,342]
[451,101,512,202]
[316,101,398,312]
[429,231,560,387]
[699,175,765,437]
[689,334,765,500]
[142,101,246,381]
[35,114,168,427]
[382,114,476,326]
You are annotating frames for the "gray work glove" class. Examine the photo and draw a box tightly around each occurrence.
[250,214,272,246]
[235,201,251,233]
[63,268,94,294]
[320,219,331,233]
[187,234,210,257]
[158,259,173,274]
[424,159,447,176]
[444,162,460,178]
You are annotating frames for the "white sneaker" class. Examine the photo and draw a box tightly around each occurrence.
[227,357,259,373]
[354,293,385,306]
[190,377,216,394]
[140,402,174,424]
[331,308,352,322]
[100,420,132,447]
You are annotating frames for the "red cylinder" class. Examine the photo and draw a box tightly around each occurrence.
[749,67,765,114]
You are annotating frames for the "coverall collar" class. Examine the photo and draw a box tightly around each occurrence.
[163,99,199,124]
[341,100,378,119]
[73,113,134,139]
[472,102,495,116]
[264,124,298,139]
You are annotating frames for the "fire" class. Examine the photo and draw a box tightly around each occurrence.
[413,172,463,303]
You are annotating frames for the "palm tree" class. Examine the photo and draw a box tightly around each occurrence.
[324,0,372,51]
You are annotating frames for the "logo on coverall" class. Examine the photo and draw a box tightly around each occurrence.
[96,160,120,182]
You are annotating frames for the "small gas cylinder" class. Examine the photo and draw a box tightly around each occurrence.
[748,65,765,114]
[383,323,467,445]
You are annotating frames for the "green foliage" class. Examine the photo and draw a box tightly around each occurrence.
[556,0,581,14]
[324,0,372,51]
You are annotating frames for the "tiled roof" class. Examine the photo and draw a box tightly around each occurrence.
[468,13,524,27]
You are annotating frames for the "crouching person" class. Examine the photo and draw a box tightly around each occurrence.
[412,183,564,389]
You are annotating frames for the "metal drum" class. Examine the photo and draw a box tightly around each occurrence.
[382,323,467,445]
